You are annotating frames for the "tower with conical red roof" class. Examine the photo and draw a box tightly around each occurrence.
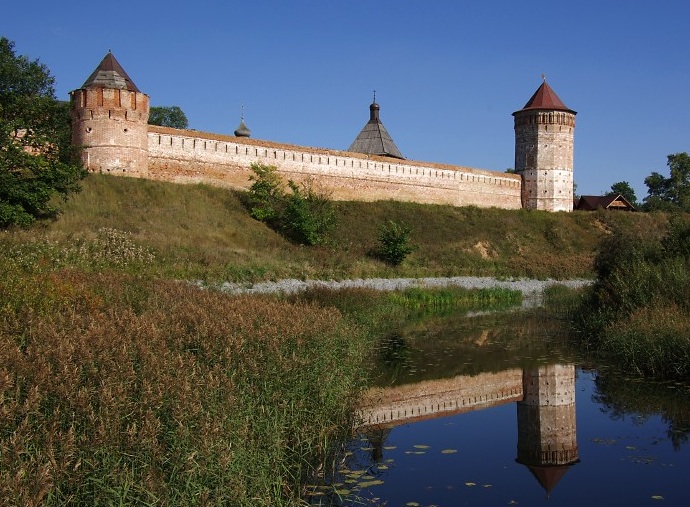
[70,52,150,175]
[513,80,576,211]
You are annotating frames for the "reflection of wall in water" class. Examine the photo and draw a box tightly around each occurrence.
[358,364,579,494]
[516,364,579,494]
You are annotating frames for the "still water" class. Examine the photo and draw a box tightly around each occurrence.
[312,307,690,506]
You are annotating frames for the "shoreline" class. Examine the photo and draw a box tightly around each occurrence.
[200,276,593,297]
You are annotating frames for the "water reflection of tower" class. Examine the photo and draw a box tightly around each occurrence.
[516,364,579,495]
[362,426,393,462]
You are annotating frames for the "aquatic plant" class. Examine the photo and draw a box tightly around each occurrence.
[0,270,369,506]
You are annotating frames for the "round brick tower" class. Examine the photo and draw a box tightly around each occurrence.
[70,52,149,176]
[513,80,576,211]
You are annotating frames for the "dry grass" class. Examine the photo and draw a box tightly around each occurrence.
[0,269,368,506]
[4,173,664,283]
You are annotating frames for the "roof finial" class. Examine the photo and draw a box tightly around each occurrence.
[541,73,546,82]
[373,89,376,104]
[240,104,244,121]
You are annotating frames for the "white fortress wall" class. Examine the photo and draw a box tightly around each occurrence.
[146,126,523,208]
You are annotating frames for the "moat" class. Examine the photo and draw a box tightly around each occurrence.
[309,307,690,506]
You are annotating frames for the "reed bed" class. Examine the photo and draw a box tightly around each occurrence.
[387,286,522,311]
[0,268,369,506]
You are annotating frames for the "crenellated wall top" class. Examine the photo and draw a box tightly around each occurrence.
[147,124,521,183]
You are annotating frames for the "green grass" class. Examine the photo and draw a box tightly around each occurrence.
[2,173,669,282]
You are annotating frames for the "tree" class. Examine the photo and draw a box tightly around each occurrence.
[246,164,337,245]
[148,105,189,129]
[282,178,337,246]
[608,181,638,207]
[376,220,416,266]
[643,153,690,212]
[0,37,85,227]
[247,163,285,222]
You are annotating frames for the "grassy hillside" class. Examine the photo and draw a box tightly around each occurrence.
[1,173,668,282]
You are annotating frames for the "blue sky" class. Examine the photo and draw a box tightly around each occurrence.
[4,1,689,200]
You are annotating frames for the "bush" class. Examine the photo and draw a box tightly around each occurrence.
[247,163,285,223]
[247,164,337,246]
[282,178,337,246]
[573,214,690,379]
[376,220,415,266]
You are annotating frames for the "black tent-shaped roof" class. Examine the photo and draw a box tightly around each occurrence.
[348,101,404,159]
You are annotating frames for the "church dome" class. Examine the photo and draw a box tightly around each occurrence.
[234,118,251,138]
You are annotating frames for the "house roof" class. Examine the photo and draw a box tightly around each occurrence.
[514,80,575,115]
[80,52,141,92]
[576,194,636,211]
[348,101,404,159]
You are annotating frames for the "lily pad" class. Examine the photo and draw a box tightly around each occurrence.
[358,480,384,488]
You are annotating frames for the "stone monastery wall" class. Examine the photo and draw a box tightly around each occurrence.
[146,125,523,209]
[71,53,577,211]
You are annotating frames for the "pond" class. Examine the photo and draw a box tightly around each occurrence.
[309,307,690,506]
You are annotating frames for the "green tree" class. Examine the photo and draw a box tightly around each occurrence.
[247,163,285,222]
[148,105,189,129]
[608,181,638,207]
[282,178,337,246]
[376,220,416,266]
[643,153,690,212]
[246,165,337,245]
[0,37,84,227]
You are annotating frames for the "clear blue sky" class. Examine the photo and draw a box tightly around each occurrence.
[4,0,689,200]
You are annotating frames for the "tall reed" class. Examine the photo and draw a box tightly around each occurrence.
[0,269,369,506]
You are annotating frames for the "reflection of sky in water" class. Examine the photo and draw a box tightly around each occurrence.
[341,369,690,506]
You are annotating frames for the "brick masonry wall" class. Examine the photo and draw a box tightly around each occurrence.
[514,111,575,211]
[147,125,523,209]
[71,87,150,175]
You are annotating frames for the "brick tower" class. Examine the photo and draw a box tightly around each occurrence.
[70,52,149,176]
[516,364,579,495]
[513,80,576,211]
